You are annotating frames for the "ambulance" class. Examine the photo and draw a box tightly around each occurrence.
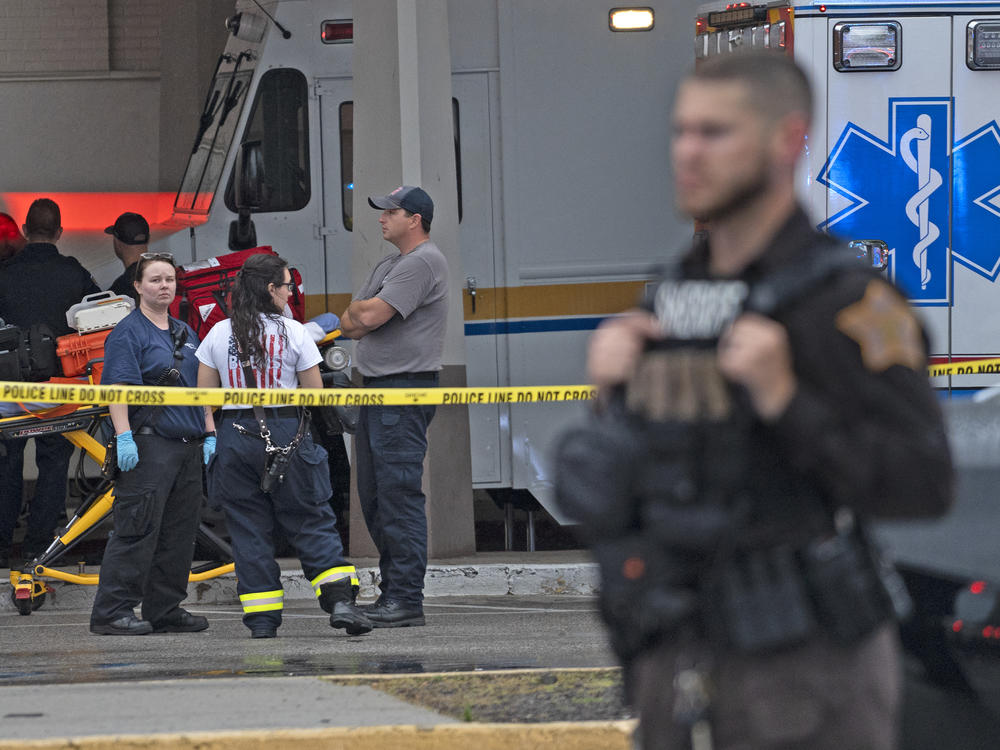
[694,0,1000,703]
[151,0,685,522]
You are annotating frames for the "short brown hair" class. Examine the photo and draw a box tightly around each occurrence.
[690,52,812,125]
[25,198,61,240]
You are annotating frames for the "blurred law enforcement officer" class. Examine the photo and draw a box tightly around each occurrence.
[580,54,954,750]
[106,212,150,305]
[0,198,100,566]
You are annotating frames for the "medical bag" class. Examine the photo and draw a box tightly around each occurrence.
[56,328,112,383]
[169,246,305,338]
[65,292,133,334]
[0,323,59,382]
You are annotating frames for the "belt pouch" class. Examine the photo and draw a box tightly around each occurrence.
[713,546,816,653]
[101,435,119,480]
[802,528,893,644]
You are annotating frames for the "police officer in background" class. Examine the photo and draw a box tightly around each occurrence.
[106,212,150,305]
[579,53,954,749]
[0,198,100,566]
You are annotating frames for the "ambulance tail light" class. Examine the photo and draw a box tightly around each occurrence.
[322,20,353,44]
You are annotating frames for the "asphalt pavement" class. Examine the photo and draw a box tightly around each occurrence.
[2,551,1000,749]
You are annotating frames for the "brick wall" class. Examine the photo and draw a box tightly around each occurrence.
[0,0,161,74]
[109,0,161,72]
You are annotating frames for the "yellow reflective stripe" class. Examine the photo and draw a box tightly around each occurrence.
[310,566,357,595]
[240,590,283,613]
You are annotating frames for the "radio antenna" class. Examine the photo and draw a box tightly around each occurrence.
[252,0,291,39]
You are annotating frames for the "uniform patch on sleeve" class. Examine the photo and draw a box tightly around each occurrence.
[835,281,924,372]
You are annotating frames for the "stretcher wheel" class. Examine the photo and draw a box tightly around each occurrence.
[10,583,46,615]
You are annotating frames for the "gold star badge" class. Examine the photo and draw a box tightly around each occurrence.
[836,281,924,372]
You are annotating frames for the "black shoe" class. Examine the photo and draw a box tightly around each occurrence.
[358,593,385,612]
[90,614,154,636]
[151,610,209,633]
[330,601,373,636]
[250,626,277,639]
[365,598,425,628]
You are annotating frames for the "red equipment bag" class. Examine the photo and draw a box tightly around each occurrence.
[169,246,304,339]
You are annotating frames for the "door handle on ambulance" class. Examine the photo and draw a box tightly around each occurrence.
[467,276,478,314]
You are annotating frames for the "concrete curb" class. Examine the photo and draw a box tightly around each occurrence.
[0,721,636,750]
[2,561,601,611]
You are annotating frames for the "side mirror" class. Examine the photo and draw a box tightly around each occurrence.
[229,140,262,251]
[234,139,265,211]
[849,239,889,271]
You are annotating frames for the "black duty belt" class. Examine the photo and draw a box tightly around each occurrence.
[223,406,301,420]
[134,425,202,443]
[363,371,439,385]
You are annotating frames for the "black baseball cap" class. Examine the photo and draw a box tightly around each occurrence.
[105,212,149,245]
[368,185,434,225]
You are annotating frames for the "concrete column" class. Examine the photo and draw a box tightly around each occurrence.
[348,0,475,559]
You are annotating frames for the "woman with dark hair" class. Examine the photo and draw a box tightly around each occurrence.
[196,253,370,639]
[90,251,213,636]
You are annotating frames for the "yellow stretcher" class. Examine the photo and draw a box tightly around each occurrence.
[0,401,234,616]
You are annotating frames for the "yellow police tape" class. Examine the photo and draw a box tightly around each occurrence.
[927,357,1000,378]
[0,381,597,408]
[0,359,995,409]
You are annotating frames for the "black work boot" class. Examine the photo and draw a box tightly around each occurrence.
[319,579,373,636]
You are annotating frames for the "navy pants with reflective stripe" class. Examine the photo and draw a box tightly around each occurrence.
[355,375,437,606]
[209,412,351,630]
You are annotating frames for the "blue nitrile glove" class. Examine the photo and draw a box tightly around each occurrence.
[203,435,216,465]
[116,431,139,472]
[311,312,341,334]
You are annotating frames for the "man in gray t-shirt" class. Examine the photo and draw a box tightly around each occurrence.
[340,185,448,628]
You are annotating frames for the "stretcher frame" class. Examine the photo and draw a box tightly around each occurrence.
[1,401,234,616]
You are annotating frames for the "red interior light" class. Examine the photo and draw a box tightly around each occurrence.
[984,626,995,638]
[321,20,353,44]
[970,580,987,595]
[952,619,964,632]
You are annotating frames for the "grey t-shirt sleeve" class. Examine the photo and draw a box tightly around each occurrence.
[377,253,436,319]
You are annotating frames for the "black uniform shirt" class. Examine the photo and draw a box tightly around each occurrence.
[642,207,953,540]
[0,242,100,336]
[109,261,139,305]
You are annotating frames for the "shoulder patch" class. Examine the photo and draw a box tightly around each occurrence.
[835,280,924,372]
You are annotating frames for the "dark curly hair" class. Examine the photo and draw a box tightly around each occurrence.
[230,253,289,370]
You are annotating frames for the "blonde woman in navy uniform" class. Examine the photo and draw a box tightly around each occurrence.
[196,253,370,639]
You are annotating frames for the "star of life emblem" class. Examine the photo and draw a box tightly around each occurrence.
[818,98,1000,306]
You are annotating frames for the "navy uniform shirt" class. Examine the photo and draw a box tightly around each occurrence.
[101,309,204,439]
[109,261,139,306]
[0,242,100,336]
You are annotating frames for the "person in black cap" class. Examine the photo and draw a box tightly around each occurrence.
[106,212,150,305]
[339,185,448,628]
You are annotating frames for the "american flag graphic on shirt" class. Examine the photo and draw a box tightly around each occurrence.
[226,333,285,387]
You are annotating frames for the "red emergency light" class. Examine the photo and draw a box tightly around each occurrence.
[321,20,353,44]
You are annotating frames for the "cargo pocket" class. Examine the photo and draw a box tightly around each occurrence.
[113,491,156,540]
[293,441,332,503]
